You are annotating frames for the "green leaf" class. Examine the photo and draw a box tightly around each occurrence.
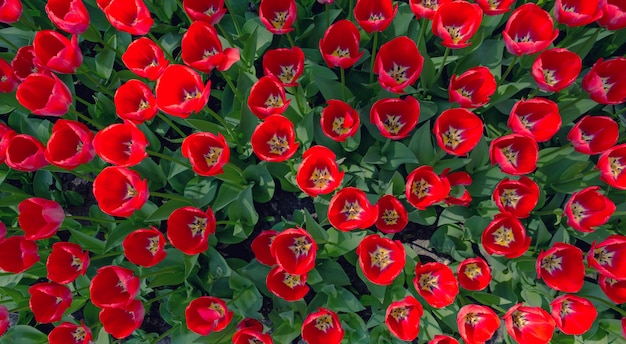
[227,187,259,226]
[68,228,105,254]
[304,209,329,243]
[184,177,217,208]
[324,229,367,257]
[144,199,191,223]
[382,142,418,169]
[146,249,187,287]
[314,259,351,287]
[0,325,47,344]
[409,123,435,165]
[95,36,116,79]
[325,286,365,312]
[244,164,275,203]
[104,221,138,252]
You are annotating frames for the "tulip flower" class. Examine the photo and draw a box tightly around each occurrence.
[476,0,515,15]
[45,119,96,170]
[182,0,226,25]
[16,73,72,117]
[181,132,230,176]
[374,195,409,234]
[531,48,582,93]
[251,114,299,162]
[266,266,309,301]
[357,234,405,285]
[550,295,597,335]
[597,0,626,30]
[0,236,39,273]
[5,134,49,172]
[319,20,364,69]
[429,335,459,344]
[296,145,344,197]
[92,166,149,217]
[93,121,149,167]
[18,197,65,240]
[432,1,483,49]
[270,228,317,275]
[33,30,82,74]
[328,187,378,231]
[123,227,167,267]
[0,58,18,93]
[0,0,21,23]
[504,304,555,344]
[49,322,92,344]
[122,38,169,80]
[258,0,296,35]
[536,243,585,293]
[442,169,472,206]
[599,274,626,304]
[568,115,619,155]
[597,143,626,189]
[29,282,72,323]
[353,0,397,33]
[433,108,484,156]
[181,21,239,73]
[46,242,90,284]
[374,36,423,94]
[0,122,14,164]
[492,176,540,218]
[0,306,8,335]
[507,98,561,142]
[588,235,626,280]
[233,328,273,344]
[482,213,531,258]
[90,266,140,308]
[45,0,90,34]
[385,296,423,341]
[320,100,360,142]
[185,296,233,335]
[11,45,40,81]
[457,257,491,291]
[502,3,559,56]
[409,0,451,20]
[263,46,304,87]
[457,304,500,344]
[155,64,211,118]
[565,186,615,233]
[99,299,145,339]
[301,308,344,344]
[114,79,158,124]
[101,0,153,35]
[405,165,450,210]
[166,206,216,255]
[449,66,496,108]
[251,230,278,266]
[413,262,458,308]
[554,0,604,27]
[370,96,420,140]
[489,133,539,175]
[247,75,290,120]
[236,318,264,332]
[582,57,626,105]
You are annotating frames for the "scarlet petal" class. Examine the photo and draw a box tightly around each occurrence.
[122,38,169,80]
[357,234,406,285]
[296,145,344,197]
[502,3,559,56]
[114,79,158,124]
[568,115,619,155]
[370,96,420,140]
[5,134,48,172]
[18,197,65,240]
[504,304,556,344]
[46,242,90,284]
[457,257,491,291]
[92,166,149,217]
[45,0,90,34]
[319,20,363,69]
[166,206,216,255]
[123,227,167,267]
[270,228,317,275]
[185,296,233,335]
[93,121,149,167]
[374,195,408,234]
[413,262,459,308]
[181,132,230,176]
[405,165,450,210]
[45,119,95,170]
[0,236,39,273]
[432,1,482,49]
[433,108,484,156]
[263,46,304,87]
[301,308,344,344]
[374,36,423,94]
[266,266,309,301]
[251,114,299,162]
[28,282,73,323]
[247,75,290,120]
[550,295,597,335]
[89,266,140,308]
[99,299,145,339]
[258,0,297,35]
[103,0,153,36]
[182,0,226,25]
[507,98,561,143]
[482,213,531,259]
[16,73,72,117]
[353,0,397,33]
[48,321,92,344]
[385,295,423,341]
[489,133,539,175]
[155,64,210,118]
[251,230,278,266]
[327,187,378,231]
[582,57,626,105]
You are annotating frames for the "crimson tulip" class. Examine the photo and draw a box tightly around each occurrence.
[0,306,7,336]
[181,21,239,73]
[263,46,304,87]
[122,38,169,80]
[429,335,459,344]
[92,166,149,217]
[597,0,626,30]
[531,48,582,93]
[11,45,40,81]
[233,328,273,344]
[457,304,500,344]
[93,121,149,167]
[374,36,423,94]
[449,66,496,108]
[433,108,484,156]
[502,3,559,56]
[166,206,216,255]
[29,282,72,323]
[555,0,604,27]
[489,133,538,175]
[568,115,619,155]
[181,132,230,176]
[457,257,491,291]
[328,187,378,231]
[582,57,626,105]
[0,0,21,23]
[319,19,363,69]
[46,242,90,284]
[251,230,278,266]
[357,234,405,285]
[432,1,482,49]
[266,266,309,301]
[536,243,585,293]
[122,227,167,267]
[353,0,397,33]
[16,73,71,117]
[476,0,515,15]
[405,165,450,210]
[370,96,420,140]
[385,295,423,341]
[550,295,597,335]
[588,235,626,280]
[5,134,48,172]
[409,0,451,20]
[236,319,264,333]
[45,0,90,34]
[374,195,408,234]
[508,98,561,142]
[301,308,344,344]
[48,321,92,344]
[33,30,82,74]
[0,58,17,93]
[99,299,145,339]
[599,274,626,304]
[101,0,153,35]
[185,296,233,335]
[493,176,540,218]
[296,145,344,197]
[504,304,555,344]
[482,213,531,258]
[45,119,95,169]
[565,186,615,233]
[182,0,226,25]
[247,75,290,120]
[442,169,472,206]
[597,143,626,189]
[320,100,360,142]
[90,266,140,308]
[155,64,211,118]
[251,114,299,162]
[413,262,458,308]
[114,79,158,124]
[258,0,296,35]
[0,122,14,164]
[270,227,317,275]
[18,197,64,240]
[0,236,39,273]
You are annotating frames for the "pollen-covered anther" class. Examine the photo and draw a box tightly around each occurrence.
[369,12,385,21]
[202,48,219,59]
[463,263,483,279]
[464,312,480,326]
[341,200,363,221]
[418,272,439,292]
[609,156,625,179]
[72,326,87,341]
[594,247,615,266]
[388,63,409,83]
[189,216,208,237]
[500,188,522,208]
[309,167,334,189]
[282,273,301,288]
[500,145,519,167]
[271,11,288,29]
[442,126,464,149]
[265,94,284,108]
[370,246,394,270]
[71,256,83,270]
[542,69,558,86]
[382,209,399,225]
[569,202,588,222]
[383,115,405,135]
[146,236,160,255]
[204,146,223,167]
[411,179,431,198]
[540,253,563,273]
[446,26,462,44]
[390,306,409,321]
[493,226,515,247]
[125,184,138,199]
[512,310,528,329]
[331,117,350,135]
[278,65,296,83]
[289,236,312,257]
[267,134,290,155]
[314,314,334,332]
[184,88,202,101]
[332,47,351,58]
[209,302,225,316]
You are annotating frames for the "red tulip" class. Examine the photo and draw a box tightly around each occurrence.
[405,165,450,210]
[296,145,344,197]
[385,295,423,341]
[531,48,582,93]
[122,38,169,80]
[0,305,7,336]
[502,3,559,56]
[504,304,555,344]
[353,0,397,33]
[492,176,540,218]
[429,335,459,344]
[565,186,615,233]
[93,121,149,167]
[433,108,484,156]
[0,0,21,23]
[599,274,626,304]
[550,295,597,335]
[457,257,491,291]
[123,227,167,267]
[328,187,378,231]
[258,0,296,35]
[588,235,626,280]
[568,115,619,155]
[33,30,82,74]
[582,57,626,105]
[507,98,561,142]
[18,197,64,240]
[90,266,140,308]
[251,230,278,266]
[356,234,405,285]
[45,0,90,34]
[449,66,496,108]
[233,328,273,344]
[597,0,626,30]
[374,195,408,234]
[99,299,145,339]
[0,236,39,273]
[536,243,585,293]
[114,79,158,124]
[46,242,90,284]
[166,206,216,255]
[476,0,515,15]
[101,0,153,35]
[266,265,309,301]
[181,21,239,73]
[16,73,71,117]
[555,0,604,27]
[409,0,451,20]
[11,45,41,81]
[0,122,15,164]
[48,321,92,344]
[0,58,18,93]
[181,132,230,176]
[432,1,482,49]
[247,75,290,120]
[457,304,500,344]
[320,100,360,142]
[183,0,226,25]
[5,134,48,172]
[301,308,344,344]
[251,114,299,162]
[319,20,364,69]
[45,119,95,169]
[369,96,420,140]
[374,36,423,94]
[185,296,233,335]
[29,282,72,323]
[597,143,626,189]
[236,318,264,333]
[482,213,531,259]
[155,64,211,118]
[442,169,472,207]
[263,46,304,87]
[413,262,459,308]
[92,166,149,217]
[270,227,317,275]
[489,133,538,175]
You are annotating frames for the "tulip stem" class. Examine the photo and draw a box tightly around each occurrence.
[416,19,428,52]
[75,95,93,108]
[205,107,236,142]
[147,33,175,62]
[369,31,379,84]
[325,4,330,28]
[219,70,244,102]
[348,0,354,20]
[340,67,346,101]
[150,191,193,204]
[151,324,180,344]
[0,34,18,51]
[68,107,104,130]
[157,112,187,138]
[433,47,450,87]
[286,32,296,48]
[66,215,119,224]
[146,149,190,168]
[224,0,242,36]
[499,55,519,85]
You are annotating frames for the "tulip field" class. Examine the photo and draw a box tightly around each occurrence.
[1,0,626,343]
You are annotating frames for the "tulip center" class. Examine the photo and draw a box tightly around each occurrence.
[458,87,473,99]
[0,76,6,82]
[282,273,301,288]
[514,33,534,43]
[511,310,528,329]
[559,300,574,317]
[278,65,296,83]
[488,0,501,9]
[71,255,83,271]
[542,69,558,86]
[125,184,138,199]
[463,263,483,279]
[72,326,87,341]
[417,272,439,292]
[209,302,225,316]
[56,296,64,304]
[332,47,351,58]
[184,88,202,101]
[202,48,219,60]
[601,77,614,93]
[310,167,334,189]
[609,156,625,179]
[267,134,290,155]
[314,314,334,332]
[411,179,431,198]
[138,99,151,111]
[147,236,160,255]
[265,94,284,108]
[204,6,217,16]
[606,278,619,286]
[148,59,159,68]
[445,26,463,44]
[331,117,351,136]
[271,11,289,29]
[420,0,439,10]
[442,126,464,149]
[593,247,615,267]
[579,130,594,143]
[500,145,519,167]
[368,12,385,22]
[383,115,405,135]
[492,226,515,247]
[116,280,127,292]
[390,306,409,321]
[382,209,399,225]
[388,63,409,84]
[370,246,394,270]
[289,236,312,258]
[540,253,563,273]
[204,146,223,167]
[341,200,363,221]
[569,202,588,223]
[562,5,577,13]
[189,216,208,237]
[500,188,522,208]
[464,312,480,326]
[518,115,536,130]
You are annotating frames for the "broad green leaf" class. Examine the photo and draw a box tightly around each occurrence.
[244,163,275,203]
[144,199,192,223]
[0,325,47,344]
[95,36,116,79]
[68,228,105,254]
[409,123,435,165]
